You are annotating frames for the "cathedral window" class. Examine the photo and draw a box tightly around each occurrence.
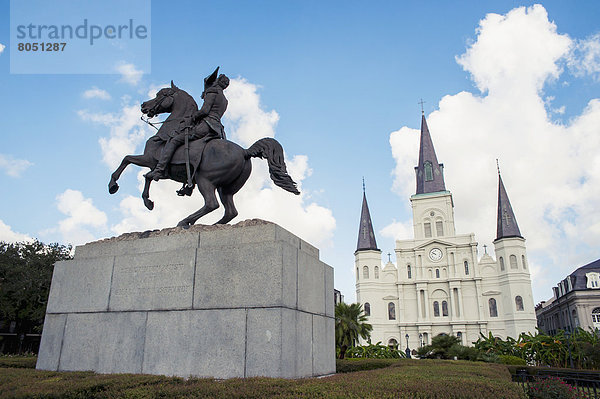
[407,265,412,279]
[499,257,505,271]
[457,332,462,343]
[489,298,498,317]
[433,301,440,317]
[363,266,369,279]
[522,255,527,269]
[424,222,432,238]
[442,300,448,316]
[424,161,433,181]
[435,269,440,278]
[464,261,469,275]
[374,266,379,279]
[388,302,396,320]
[364,302,371,316]
[388,338,398,348]
[436,221,443,236]
[510,255,518,269]
[592,308,600,329]
[515,296,524,311]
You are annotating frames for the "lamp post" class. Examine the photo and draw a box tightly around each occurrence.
[405,334,411,358]
[565,330,574,369]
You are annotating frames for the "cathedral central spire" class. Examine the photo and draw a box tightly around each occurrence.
[496,168,523,240]
[356,184,379,252]
[415,114,446,195]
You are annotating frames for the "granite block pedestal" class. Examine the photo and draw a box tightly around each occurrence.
[36,220,335,379]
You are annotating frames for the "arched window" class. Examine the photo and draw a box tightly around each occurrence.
[436,221,443,236]
[356,267,359,280]
[522,255,527,270]
[457,332,462,343]
[388,338,398,348]
[388,302,396,320]
[489,298,498,317]
[592,308,600,329]
[374,266,379,279]
[510,255,518,269]
[424,161,433,181]
[424,222,432,238]
[435,269,440,278]
[423,332,428,345]
[363,266,369,279]
[364,302,371,316]
[407,265,412,279]
[433,301,440,317]
[442,300,449,316]
[464,260,469,275]
[515,296,524,311]
[499,257,505,271]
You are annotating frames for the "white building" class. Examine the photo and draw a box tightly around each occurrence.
[355,114,537,349]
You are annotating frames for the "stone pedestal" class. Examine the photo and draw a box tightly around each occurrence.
[36,220,335,379]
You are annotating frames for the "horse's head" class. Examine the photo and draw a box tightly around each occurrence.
[141,81,192,118]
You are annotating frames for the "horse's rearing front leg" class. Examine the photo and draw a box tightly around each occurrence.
[142,176,154,210]
[108,154,154,194]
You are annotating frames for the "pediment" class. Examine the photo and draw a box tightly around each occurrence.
[414,239,455,250]
[382,295,399,300]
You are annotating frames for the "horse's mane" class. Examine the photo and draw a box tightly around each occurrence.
[175,88,199,111]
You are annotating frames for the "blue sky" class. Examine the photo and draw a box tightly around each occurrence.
[1,1,599,304]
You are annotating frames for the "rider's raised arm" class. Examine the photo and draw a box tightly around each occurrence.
[193,92,216,122]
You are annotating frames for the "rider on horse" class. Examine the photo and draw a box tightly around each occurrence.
[145,68,230,182]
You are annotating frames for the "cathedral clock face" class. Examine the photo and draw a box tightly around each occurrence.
[429,248,443,262]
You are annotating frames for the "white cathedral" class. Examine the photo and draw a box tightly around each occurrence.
[355,114,537,349]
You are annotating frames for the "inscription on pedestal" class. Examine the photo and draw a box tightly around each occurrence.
[109,250,195,311]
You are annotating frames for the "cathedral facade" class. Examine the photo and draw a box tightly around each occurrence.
[355,115,537,349]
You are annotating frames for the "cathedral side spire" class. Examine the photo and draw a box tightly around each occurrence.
[415,114,446,195]
[356,186,379,252]
[496,167,523,240]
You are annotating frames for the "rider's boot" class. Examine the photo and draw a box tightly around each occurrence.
[145,140,179,181]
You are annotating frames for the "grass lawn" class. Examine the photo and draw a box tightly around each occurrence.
[0,356,525,398]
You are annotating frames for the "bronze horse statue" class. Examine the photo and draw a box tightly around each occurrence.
[108,82,299,227]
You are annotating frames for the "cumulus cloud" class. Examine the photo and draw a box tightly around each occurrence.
[116,62,143,86]
[0,43,5,54]
[79,100,151,169]
[0,154,33,177]
[54,189,108,245]
[568,33,600,81]
[0,220,32,243]
[384,5,600,301]
[83,87,111,100]
[111,78,335,248]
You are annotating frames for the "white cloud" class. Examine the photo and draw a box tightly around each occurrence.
[111,78,336,248]
[79,100,151,169]
[0,154,33,177]
[116,62,143,86]
[0,220,32,243]
[386,5,600,302]
[568,33,600,80]
[0,43,5,54]
[83,87,111,100]
[54,189,108,245]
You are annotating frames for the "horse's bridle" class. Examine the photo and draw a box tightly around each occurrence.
[141,89,179,130]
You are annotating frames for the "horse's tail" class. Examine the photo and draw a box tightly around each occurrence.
[244,138,300,195]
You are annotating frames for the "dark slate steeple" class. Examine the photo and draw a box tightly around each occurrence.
[415,114,446,194]
[356,182,379,252]
[496,167,523,240]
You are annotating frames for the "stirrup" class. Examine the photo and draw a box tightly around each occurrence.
[145,169,166,181]
[177,184,194,197]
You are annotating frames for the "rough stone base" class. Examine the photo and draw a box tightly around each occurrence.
[36,220,335,379]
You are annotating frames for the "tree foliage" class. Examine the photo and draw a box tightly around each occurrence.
[334,302,372,359]
[0,240,72,333]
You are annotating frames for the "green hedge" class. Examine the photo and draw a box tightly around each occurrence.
[336,358,399,373]
[0,359,524,399]
[0,355,37,369]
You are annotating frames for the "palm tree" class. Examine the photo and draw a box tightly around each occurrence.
[335,302,372,359]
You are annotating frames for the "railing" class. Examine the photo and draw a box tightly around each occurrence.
[513,369,600,398]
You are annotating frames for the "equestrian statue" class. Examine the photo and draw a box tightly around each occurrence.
[107,67,300,227]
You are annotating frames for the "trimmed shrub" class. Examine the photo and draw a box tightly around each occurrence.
[499,355,527,365]
[336,358,398,373]
[0,355,37,369]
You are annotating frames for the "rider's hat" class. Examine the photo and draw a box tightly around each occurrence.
[204,67,220,90]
